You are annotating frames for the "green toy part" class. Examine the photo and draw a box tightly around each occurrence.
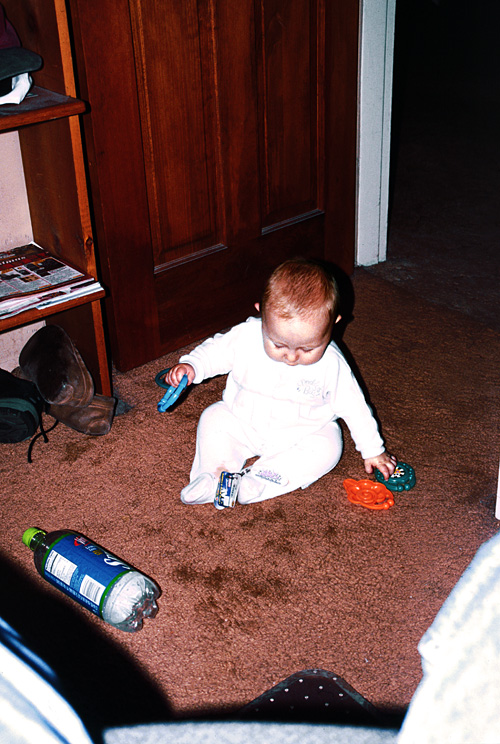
[375,461,416,492]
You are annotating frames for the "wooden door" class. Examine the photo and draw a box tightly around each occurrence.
[69,0,359,371]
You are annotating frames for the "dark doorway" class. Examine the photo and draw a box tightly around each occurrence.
[367,0,500,332]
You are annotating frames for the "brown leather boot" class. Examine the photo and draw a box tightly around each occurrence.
[19,325,94,407]
[47,394,116,436]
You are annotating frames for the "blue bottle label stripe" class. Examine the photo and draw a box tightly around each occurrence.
[41,534,132,616]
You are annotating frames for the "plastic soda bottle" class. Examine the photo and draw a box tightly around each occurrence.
[23,527,160,632]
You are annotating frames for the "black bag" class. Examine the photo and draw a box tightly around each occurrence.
[0,369,54,461]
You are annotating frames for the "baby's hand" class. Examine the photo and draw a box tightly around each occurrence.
[364,452,397,481]
[165,363,196,387]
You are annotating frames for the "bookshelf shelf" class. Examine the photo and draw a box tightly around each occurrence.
[0,288,105,332]
[0,1,111,395]
[0,87,86,132]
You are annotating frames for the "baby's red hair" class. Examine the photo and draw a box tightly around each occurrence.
[261,258,340,327]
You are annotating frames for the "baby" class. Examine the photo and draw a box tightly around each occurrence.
[166,258,396,506]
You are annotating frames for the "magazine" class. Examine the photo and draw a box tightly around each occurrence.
[0,243,104,318]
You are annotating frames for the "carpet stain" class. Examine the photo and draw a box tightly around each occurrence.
[197,526,225,543]
[264,536,294,555]
[197,595,261,633]
[173,563,289,601]
[237,573,288,600]
[174,564,226,590]
[141,523,168,536]
[240,505,286,530]
[323,523,337,538]
[264,506,286,522]
[63,440,95,463]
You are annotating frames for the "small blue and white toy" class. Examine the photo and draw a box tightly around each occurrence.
[214,471,242,510]
[155,369,188,412]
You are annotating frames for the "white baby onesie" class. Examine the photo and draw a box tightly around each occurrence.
[180,316,385,503]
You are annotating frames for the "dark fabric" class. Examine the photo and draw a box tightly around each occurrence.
[0,4,42,83]
[0,368,43,442]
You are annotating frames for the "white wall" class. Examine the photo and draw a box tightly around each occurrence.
[356,0,396,266]
[0,131,32,249]
[0,131,43,371]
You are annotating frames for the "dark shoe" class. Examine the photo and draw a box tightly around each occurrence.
[19,326,94,407]
[11,366,28,381]
[47,394,116,436]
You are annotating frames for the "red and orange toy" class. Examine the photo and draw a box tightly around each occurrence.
[343,479,395,510]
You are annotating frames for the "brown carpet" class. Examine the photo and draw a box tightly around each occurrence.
[2,268,498,736]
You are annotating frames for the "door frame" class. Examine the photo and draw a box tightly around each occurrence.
[356,0,396,266]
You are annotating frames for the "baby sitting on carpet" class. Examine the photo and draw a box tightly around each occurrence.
[165,258,396,507]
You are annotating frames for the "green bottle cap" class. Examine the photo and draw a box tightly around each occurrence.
[22,527,46,549]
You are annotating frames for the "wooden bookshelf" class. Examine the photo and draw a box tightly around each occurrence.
[0,0,111,395]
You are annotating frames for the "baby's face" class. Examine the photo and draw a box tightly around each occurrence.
[261,310,332,366]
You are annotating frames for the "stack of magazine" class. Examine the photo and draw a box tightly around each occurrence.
[0,243,104,320]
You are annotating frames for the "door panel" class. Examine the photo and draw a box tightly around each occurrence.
[130,0,224,265]
[258,0,321,229]
[155,215,325,353]
[69,0,358,370]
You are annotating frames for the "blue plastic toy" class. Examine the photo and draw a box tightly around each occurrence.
[155,368,188,412]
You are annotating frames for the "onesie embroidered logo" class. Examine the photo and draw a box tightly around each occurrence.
[297,379,322,398]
